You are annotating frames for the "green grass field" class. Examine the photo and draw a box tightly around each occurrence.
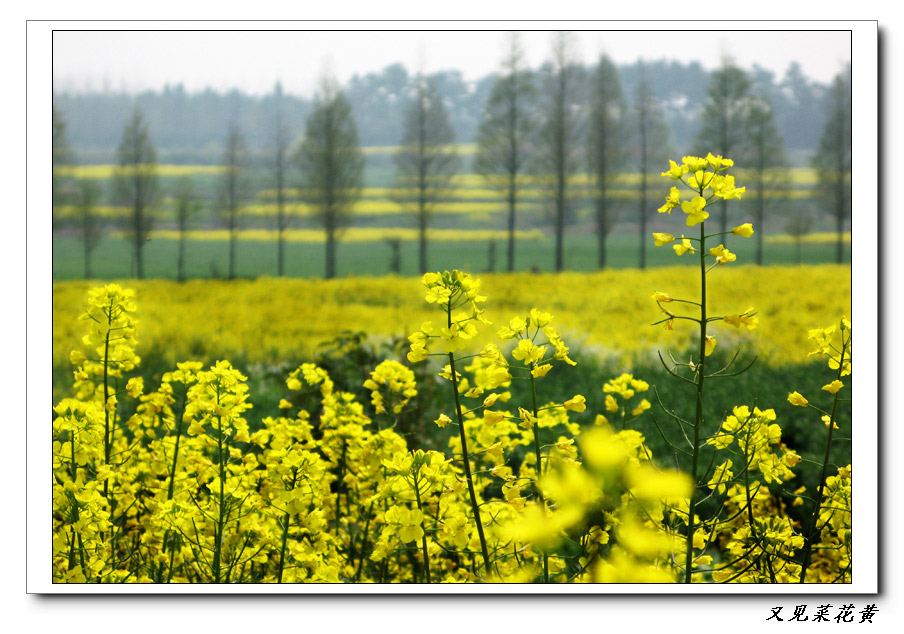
[52,230,851,280]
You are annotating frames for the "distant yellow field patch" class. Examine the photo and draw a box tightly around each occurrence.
[55,165,227,179]
[52,265,851,369]
[766,232,851,245]
[258,186,551,204]
[53,205,130,218]
[240,200,541,217]
[131,227,547,243]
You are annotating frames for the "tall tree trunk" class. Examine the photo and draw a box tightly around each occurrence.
[135,236,144,279]
[756,184,765,266]
[507,176,516,272]
[836,202,845,264]
[229,226,236,280]
[178,232,186,282]
[326,226,336,279]
[135,206,144,279]
[555,197,564,272]
[276,165,286,277]
[597,199,607,270]
[638,102,648,270]
[278,227,285,278]
[555,156,565,273]
[418,206,428,274]
[835,173,846,264]
[639,174,648,270]
[597,159,608,270]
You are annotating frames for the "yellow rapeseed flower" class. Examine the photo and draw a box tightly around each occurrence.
[673,237,695,256]
[653,232,675,246]
[658,187,681,214]
[662,160,689,179]
[681,197,709,226]
[732,223,754,238]
[435,413,452,428]
[682,156,708,171]
[651,291,673,303]
[709,244,737,264]
[563,395,586,412]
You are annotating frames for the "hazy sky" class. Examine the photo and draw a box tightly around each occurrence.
[52,29,851,96]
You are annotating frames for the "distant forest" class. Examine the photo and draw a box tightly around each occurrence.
[54,58,833,165]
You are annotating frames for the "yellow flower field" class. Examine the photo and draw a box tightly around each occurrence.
[53,164,228,179]
[766,231,852,245]
[115,227,546,244]
[52,265,851,369]
[238,200,544,217]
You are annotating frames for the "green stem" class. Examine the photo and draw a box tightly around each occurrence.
[684,220,707,584]
[334,441,346,536]
[165,533,178,583]
[353,500,375,582]
[100,301,114,544]
[447,301,491,575]
[212,387,227,583]
[77,534,88,581]
[276,469,298,583]
[67,530,77,571]
[160,391,189,583]
[529,372,549,583]
[167,392,188,500]
[70,434,77,482]
[413,473,431,583]
[798,337,847,583]
[742,421,776,583]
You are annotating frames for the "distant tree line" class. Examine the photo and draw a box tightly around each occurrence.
[54,56,836,163]
[52,35,851,280]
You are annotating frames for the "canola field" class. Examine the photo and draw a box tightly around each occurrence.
[53,265,851,370]
[51,156,854,585]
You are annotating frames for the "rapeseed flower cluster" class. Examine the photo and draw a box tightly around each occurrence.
[364,360,417,417]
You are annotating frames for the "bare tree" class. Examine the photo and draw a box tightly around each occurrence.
[271,82,292,276]
[695,58,752,239]
[297,77,365,279]
[113,106,158,279]
[385,237,402,274]
[633,66,671,269]
[587,54,629,269]
[52,105,74,231]
[785,209,813,266]
[74,179,103,279]
[813,65,852,264]
[474,33,535,272]
[745,91,786,265]
[395,75,460,274]
[174,177,202,282]
[218,123,249,280]
[536,32,584,273]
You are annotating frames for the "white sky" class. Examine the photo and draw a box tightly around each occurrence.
[52,29,851,97]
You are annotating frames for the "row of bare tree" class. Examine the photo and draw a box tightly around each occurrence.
[52,33,851,280]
